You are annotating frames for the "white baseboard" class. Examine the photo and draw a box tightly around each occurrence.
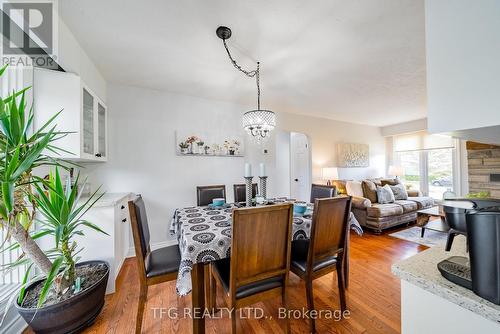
[126,239,178,258]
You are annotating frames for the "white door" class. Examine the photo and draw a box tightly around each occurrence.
[290,132,311,201]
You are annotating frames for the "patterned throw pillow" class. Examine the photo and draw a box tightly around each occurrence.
[376,185,395,204]
[390,183,408,200]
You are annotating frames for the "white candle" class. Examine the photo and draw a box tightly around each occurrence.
[244,163,252,177]
[259,163,266,177]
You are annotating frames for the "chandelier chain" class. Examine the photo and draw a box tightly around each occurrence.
[222,39,261,110]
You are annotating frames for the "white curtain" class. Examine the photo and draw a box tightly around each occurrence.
[394,131,455,152]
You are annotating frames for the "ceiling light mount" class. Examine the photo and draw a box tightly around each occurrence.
[216,26,232,40]
[216,26,275,143]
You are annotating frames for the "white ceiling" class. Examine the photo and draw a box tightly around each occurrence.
[60,0,426,127]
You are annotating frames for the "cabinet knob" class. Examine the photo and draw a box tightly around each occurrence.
[121,205,125,210]
[95,153,102,158]
[122,218,127,223]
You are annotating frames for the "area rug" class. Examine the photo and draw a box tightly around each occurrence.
[389,226,447,247]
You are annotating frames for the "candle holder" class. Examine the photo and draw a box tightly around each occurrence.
[244,176,253,207]
[259,176,268,199]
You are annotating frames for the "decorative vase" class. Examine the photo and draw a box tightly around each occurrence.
[259,176,268,199]
[229,150,235,155]
[245,176,253,207]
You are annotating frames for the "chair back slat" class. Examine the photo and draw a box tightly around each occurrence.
[197,185,226,206]
[310,196,351,261]
[310,184,337,203]
[230,204,293,289]
[233,183,258,203]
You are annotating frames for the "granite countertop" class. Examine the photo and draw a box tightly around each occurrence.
[78,192,134,207]
[392,235,500,324]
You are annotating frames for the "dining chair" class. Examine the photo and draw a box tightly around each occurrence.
[128,195,181,334]
[210,204,294,333]
[233,183,258,203]
[310,184,337,203]
[290,196,352,333]
[196,184,226,206]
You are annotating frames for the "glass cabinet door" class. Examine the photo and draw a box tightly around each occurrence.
[82,88,94,155]
[97,102,106,158]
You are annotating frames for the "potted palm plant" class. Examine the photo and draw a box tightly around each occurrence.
[14,168,108,333]
[0,65,109,333]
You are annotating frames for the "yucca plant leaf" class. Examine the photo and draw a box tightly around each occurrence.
[11,129,54,180]
[0,64,7,77]
[69,186,105,222]
[1,181,14,213]
[1,86,29,105]
[37,256,63,308]
[55,225,63,248]
[17,264,33,304]
[4,146,20,179]
[28,109,63,141]
[76,220,109,236]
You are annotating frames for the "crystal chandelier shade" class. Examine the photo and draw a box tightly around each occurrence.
[242,110,276,138]
[216,26,276,142]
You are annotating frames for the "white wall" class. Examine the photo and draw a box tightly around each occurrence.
[82,83,385,244]
[425,0,500,134]
[277,112,386,181]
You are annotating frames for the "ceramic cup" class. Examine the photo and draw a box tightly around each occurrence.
[212,198,225,207]
[293,202,307,214]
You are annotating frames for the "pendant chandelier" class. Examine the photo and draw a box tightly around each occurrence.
[216,26,276,142]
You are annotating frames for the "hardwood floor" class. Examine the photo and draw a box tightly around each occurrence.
[25,230,426,334]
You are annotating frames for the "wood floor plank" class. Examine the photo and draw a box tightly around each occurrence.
[23,229,425,334]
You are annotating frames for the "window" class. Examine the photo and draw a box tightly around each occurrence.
[394,132,456,199]
[0,66,31,328]
[398,151,421,192]
[427,148,454,199]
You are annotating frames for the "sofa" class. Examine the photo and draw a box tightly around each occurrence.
[333,178,434,233]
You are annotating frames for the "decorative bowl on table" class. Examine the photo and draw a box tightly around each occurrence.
[293,202,308,214]
[212,198,226,207]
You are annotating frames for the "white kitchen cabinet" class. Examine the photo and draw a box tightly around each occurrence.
[33,68,108,162]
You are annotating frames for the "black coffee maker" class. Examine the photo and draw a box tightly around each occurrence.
[437,200,500,305]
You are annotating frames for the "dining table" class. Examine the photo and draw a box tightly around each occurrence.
[169,198,363,334]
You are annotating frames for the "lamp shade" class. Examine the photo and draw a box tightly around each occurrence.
[388,165,404,177]
[322,167,339,181]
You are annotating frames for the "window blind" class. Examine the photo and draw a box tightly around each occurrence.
[394,131,455,152]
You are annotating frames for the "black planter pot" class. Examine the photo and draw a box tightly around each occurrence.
[15,260,109,334]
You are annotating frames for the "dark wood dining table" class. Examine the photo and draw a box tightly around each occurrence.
[170,199,362,333]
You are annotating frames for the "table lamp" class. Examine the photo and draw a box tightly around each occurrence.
[388,165,404,179]
[322,167,338,186]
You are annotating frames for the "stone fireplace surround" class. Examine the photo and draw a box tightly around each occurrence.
[467,141,500,198]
